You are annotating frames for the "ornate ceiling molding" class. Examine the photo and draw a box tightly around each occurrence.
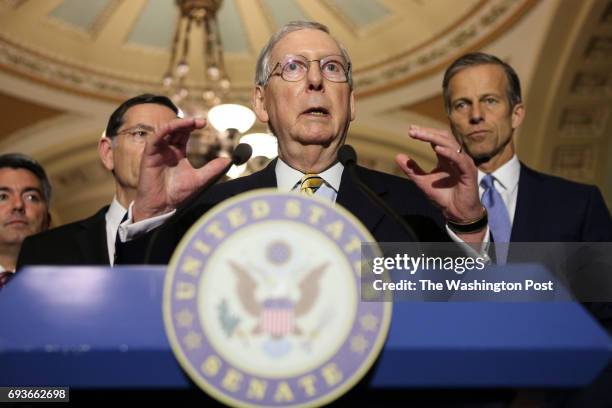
[0,0,535,102]
[354,0,537,97]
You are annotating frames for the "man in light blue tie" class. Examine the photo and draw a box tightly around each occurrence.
[441,51,612,407]
[441,52,611,251]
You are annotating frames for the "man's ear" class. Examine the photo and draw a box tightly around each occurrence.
[511,102,525,130]
[349,90,356,122]
[252,86,269,123]
[44,212,52,230]
[98,136,114,172]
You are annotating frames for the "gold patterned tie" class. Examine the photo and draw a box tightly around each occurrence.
[299,173,324,196]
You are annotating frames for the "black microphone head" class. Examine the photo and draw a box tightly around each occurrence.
[232,143,252,165]
[338,144,357,166]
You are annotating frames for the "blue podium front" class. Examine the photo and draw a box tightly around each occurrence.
[0,266,609,390]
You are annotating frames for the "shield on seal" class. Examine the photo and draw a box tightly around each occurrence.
[260,298,295,337]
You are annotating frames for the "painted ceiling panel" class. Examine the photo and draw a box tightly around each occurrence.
[126,0,176,48]
[262,0,308,28]
[0,0,536,98]
[0,93,63,141]
[329,0,390,26]
[218,0,249,53]
[49,0,111,32]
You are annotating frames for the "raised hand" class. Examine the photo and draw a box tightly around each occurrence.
[133,118,231,221]
[395,125,484,225]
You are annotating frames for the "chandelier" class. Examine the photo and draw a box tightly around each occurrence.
[163,0,228,109]
[162,0,269,170]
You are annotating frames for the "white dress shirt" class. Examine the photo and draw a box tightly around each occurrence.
[478,154,520,226]
[121,159,488,257]
[275,159,342,200]
[105,197,127,266]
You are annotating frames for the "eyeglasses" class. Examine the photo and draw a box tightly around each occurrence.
[266,54,350,84]
[114,126,155,144]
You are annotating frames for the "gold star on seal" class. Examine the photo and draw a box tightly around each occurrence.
[176,309,195,328]
[184,331,202,349]
[350,335,368,354]
[360,313,378,331]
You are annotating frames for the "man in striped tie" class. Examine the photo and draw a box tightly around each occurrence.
[121,21,491,263]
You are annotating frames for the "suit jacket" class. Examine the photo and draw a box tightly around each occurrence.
[120,161,448,264]
[17,206,110,268]
[510,164,611,242]
[509,169,612,405]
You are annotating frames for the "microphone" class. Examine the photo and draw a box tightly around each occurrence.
[140,143,253,264]
[338,144,420,242]
[230,143,253,166]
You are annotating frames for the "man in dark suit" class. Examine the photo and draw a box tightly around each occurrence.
[441,52,611,245]
[118,21,489,264]
[442,52,612,407]
[17,94,180,267]
[0,153,51,286]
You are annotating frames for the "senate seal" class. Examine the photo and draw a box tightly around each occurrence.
[163,189,391,407]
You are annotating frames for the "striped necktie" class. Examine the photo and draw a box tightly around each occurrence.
[299,174,324,196]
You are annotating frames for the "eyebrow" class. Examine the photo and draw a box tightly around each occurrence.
[452,92,503,102]
[0,186,43,195]
[282,54,345,61]
[119,123,156,132]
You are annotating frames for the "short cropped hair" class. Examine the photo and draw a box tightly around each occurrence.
[255,21,353,89]
[105,94,179,138]
[0,153,52,203]
[442,52,522,113]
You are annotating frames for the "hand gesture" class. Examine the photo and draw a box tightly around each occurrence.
[395,125,483,224]
[133,118,231,221]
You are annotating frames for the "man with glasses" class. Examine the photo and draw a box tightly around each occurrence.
[18,94,180,267]
[114,21,487,264]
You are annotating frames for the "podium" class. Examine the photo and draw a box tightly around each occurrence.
[1,266,610,391]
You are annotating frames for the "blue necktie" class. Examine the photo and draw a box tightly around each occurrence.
[480,174,511,264]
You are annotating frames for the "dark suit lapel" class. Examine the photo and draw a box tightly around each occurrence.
[75,206,110,264]
[511,164,537,241]
[336,166,386,234]
[244,159,277,189]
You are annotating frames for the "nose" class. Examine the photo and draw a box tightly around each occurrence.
[469,103,484,124]
[11,196,25,213]
[306,61,324,91]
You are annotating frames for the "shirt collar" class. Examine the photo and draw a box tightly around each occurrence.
[106,196,127,226]
[478,154,520,192]
[275,159,343,192]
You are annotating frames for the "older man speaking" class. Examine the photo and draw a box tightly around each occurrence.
[118,21,487,264]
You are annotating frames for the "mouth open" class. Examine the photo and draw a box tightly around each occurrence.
[302,107,330,117]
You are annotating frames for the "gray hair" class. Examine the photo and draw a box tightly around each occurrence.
[442,52,522,114]
[255,21,353,89]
